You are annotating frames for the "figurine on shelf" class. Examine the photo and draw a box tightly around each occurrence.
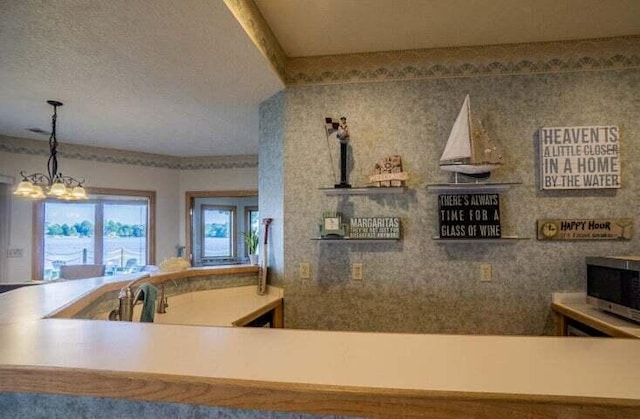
[325,116,352,189]
[368,155,408,187]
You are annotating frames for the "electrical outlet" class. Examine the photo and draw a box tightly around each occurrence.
[299,262,310,279]
[480,263,492,282]
[352,263,363,280]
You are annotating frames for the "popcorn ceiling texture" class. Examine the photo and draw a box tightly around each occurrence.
[261,60,640,335]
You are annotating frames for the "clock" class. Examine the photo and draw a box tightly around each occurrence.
[320,211,346,238]
[324,217,341,231]
[540,221,559,239]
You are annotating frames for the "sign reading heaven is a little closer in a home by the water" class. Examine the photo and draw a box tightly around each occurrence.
[438,194,501,239]
[539,126,620,190]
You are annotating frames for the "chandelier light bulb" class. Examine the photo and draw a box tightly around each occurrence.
[48,182,68,197]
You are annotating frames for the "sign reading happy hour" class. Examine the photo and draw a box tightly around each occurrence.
[539,126,620,190]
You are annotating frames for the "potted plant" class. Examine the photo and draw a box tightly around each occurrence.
[242,229,259,265]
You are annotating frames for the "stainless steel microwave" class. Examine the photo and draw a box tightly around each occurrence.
[586,256,640,323]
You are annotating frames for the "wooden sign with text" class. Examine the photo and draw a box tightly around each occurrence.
[349,217,401,239]
[539,126,620,190]
[438,194,501,239]
[537,218,633,240]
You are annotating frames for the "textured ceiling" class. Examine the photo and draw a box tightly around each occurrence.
[0,0,284,157]
[256,0,640,57]
[0,1,638,157]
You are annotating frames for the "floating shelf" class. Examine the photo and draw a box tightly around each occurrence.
[427,182,521,194]
[312,237,400,243]
[432,236,529,243]
[321,186,407,196]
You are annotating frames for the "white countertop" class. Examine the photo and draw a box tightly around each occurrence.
[552,292,640,338]
[130,285,283,326]
[1,278,640,415]
[0,318,639,401]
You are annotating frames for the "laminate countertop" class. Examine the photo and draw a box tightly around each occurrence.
[0,275,639,418]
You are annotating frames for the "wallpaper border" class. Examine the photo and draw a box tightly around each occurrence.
[286,36,640,86]
[0,136,258,170]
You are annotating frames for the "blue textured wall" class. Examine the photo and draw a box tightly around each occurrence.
[261,50,640,335]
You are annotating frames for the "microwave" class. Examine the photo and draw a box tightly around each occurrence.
[586,256,640,323]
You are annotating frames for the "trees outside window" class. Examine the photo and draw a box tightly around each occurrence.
[34,189,155,280]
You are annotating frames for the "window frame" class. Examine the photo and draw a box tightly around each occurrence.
[32,187,156,281]
[184,190,257,266]
[244,206,259,257]
[200,204,237,260]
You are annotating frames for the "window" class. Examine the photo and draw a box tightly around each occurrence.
[201,205,236,260]
[244,206,259,257]
[33,188,155,280]
[186,191,257,267]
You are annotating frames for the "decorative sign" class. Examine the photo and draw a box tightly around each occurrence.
[539,126,620,190]
[349,217,401,239]
[369,155,408,187]
[438,194,501,239]
[537,218,633,240]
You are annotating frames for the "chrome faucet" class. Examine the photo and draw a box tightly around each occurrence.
[117,286,143,321]
[110,273,150,321]
[156,284,168,314]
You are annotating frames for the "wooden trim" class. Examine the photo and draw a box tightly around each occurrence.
[232,298,283,327]
[1,366,639,418]
[272,298,284,328]
[200,204,237,259]
[32,188,156,280]
[551,303,638,338]
[31,201,44,281]
[184,190,257,266]
[87,187,156,265]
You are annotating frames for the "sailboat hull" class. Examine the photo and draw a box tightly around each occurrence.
[440,163,501,178]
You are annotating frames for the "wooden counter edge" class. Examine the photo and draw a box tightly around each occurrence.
[232,298,284,327]
[1,366,638,418]
[551,302,638,338]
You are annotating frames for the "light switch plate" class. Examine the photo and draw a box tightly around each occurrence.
[352,263,363,280]
[480,263,492,282]
[299,262,310,279]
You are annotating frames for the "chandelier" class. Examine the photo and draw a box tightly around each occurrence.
[13,100,88,200]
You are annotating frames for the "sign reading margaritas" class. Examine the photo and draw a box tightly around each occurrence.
[349,217,401,239]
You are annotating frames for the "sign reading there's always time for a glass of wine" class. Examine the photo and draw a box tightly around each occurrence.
[438,193,501,239]
[539,126,620,190]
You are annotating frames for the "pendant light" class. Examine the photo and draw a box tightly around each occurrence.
[14,100,88,200]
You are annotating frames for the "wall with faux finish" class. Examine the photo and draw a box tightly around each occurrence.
[261,39,640,335]
[0,137,258,282]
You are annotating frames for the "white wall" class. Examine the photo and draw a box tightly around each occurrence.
[178,167,258,250]
[1,150,179,282]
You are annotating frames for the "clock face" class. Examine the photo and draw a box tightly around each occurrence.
[541,222,559,238]
[324,217,341,231]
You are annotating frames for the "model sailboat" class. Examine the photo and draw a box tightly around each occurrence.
[439,95,502,179]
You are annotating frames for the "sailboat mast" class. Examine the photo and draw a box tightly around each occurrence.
[467,97,476,164]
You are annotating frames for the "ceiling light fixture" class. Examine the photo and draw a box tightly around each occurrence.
[13,100,88,200]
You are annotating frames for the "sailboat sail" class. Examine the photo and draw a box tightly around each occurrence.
[439,94,502,178]
[440,95,472,163]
